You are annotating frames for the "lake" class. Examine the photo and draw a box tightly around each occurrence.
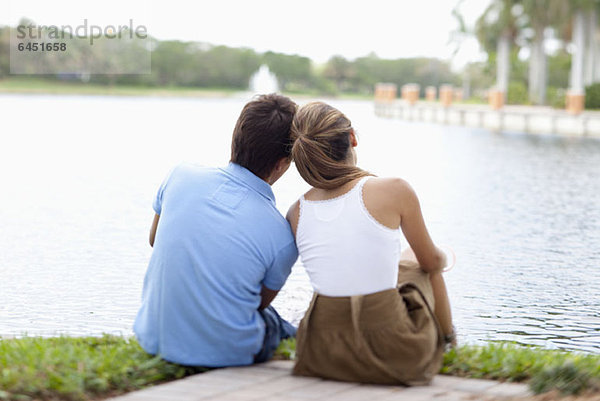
[1,94,599,352]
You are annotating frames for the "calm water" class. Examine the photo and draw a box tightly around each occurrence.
[1,94,599,352]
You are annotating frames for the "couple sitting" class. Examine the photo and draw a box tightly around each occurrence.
[133,94,455,385]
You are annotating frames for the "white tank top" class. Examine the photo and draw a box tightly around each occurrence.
[296,177,402,296]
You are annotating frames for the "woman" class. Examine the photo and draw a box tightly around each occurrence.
[287,101,455,385]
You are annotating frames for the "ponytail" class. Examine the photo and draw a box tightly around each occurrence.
[291,102,371,190]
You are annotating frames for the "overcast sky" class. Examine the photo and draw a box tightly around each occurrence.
[2,0,490,69]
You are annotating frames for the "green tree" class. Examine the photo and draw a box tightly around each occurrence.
[323,55,356,92]
[0,27,9,77]
[262,51,313,91]
[151,41,198,86]
[351,54,458,95]
[547,50,571,89]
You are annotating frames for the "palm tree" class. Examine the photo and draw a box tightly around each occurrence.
[567,0,599,109]
[475,0,522,102]
[449,0,473,98]
[577,1,600,86]
[522,0,569,105]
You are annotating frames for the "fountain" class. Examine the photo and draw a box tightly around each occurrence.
[249,65,279,94]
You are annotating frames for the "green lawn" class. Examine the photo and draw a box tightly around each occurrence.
[0,335,202,401]
[0,335,599,400]
[442,342,600,395]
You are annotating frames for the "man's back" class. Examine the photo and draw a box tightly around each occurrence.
[134,162,297,366]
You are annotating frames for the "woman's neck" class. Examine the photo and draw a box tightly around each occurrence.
[304,177,363,202]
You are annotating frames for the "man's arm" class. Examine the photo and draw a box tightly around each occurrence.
[259,285,278,310]
[149,213,160,247]
[260,239,297,310]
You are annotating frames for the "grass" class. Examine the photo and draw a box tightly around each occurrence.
[442,342,600,395]
[1,336,599,400]
[0,335,203,401]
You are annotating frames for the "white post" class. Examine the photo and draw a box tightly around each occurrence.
[595,12,600,82]
[528,39,538,101]
[584,8,596,86]
[568,9,586,114]
[528,32,546,105]
[462,72,471,99]
[596,33,600,82]
[539,31,547,105]
[497,33,510,95]
[570,10,586,94]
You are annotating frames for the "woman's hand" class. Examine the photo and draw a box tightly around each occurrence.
[400,247,417,263]
[400,246,447,271]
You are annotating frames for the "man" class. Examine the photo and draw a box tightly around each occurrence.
[134,94,298,367]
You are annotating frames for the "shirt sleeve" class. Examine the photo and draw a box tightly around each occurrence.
[262,241,298,291]
[152,166,178,215]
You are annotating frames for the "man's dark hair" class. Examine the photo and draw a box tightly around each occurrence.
[230,94,297,179]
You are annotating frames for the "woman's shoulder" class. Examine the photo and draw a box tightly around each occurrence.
[286,199,301,236]
[362,176,420,218]
[364,176,415,199]
[286,186,321,223]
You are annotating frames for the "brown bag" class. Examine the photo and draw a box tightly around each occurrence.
[293,262,444,385]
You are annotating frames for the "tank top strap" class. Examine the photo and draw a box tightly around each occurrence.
[352,176,371,200]
[357,176,371,190]
[298,194,307,219]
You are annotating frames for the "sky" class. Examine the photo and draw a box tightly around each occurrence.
[1,0,490,70]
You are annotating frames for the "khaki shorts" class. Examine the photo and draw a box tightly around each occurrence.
[293,261,444,385]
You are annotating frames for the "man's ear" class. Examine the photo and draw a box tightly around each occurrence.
[275,157,291,173]
[266,157,292,185]
[349,129,358,147]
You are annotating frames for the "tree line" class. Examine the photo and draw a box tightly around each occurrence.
[0,24,458,96]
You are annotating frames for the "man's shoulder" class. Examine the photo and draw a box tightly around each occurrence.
[267,208,295,238]
[165,163,225,186]
[230,192,294,243]
[173,162,218,176]
[245,199,293,235]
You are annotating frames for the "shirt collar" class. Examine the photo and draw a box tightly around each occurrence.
[222,162,276,205]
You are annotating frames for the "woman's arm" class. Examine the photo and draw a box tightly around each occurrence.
[149,213,160,247]
[286,200,300,236]
[393,180,446,273]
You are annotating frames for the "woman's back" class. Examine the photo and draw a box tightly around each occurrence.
[288,101,453,385]
[296,177,401,296]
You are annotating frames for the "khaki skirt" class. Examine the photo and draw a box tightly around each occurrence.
[293,261,444,385]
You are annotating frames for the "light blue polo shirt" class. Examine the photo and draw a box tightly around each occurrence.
[134,162,298,367]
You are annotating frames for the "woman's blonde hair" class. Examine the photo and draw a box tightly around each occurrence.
[290,102,371,189]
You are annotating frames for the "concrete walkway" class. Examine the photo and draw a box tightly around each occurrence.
[374,100,600,138]
[108,360,532,401]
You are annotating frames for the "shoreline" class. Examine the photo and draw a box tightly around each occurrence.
[0,78,372,100]
[375,99,600,138]
[1,335,599,400]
